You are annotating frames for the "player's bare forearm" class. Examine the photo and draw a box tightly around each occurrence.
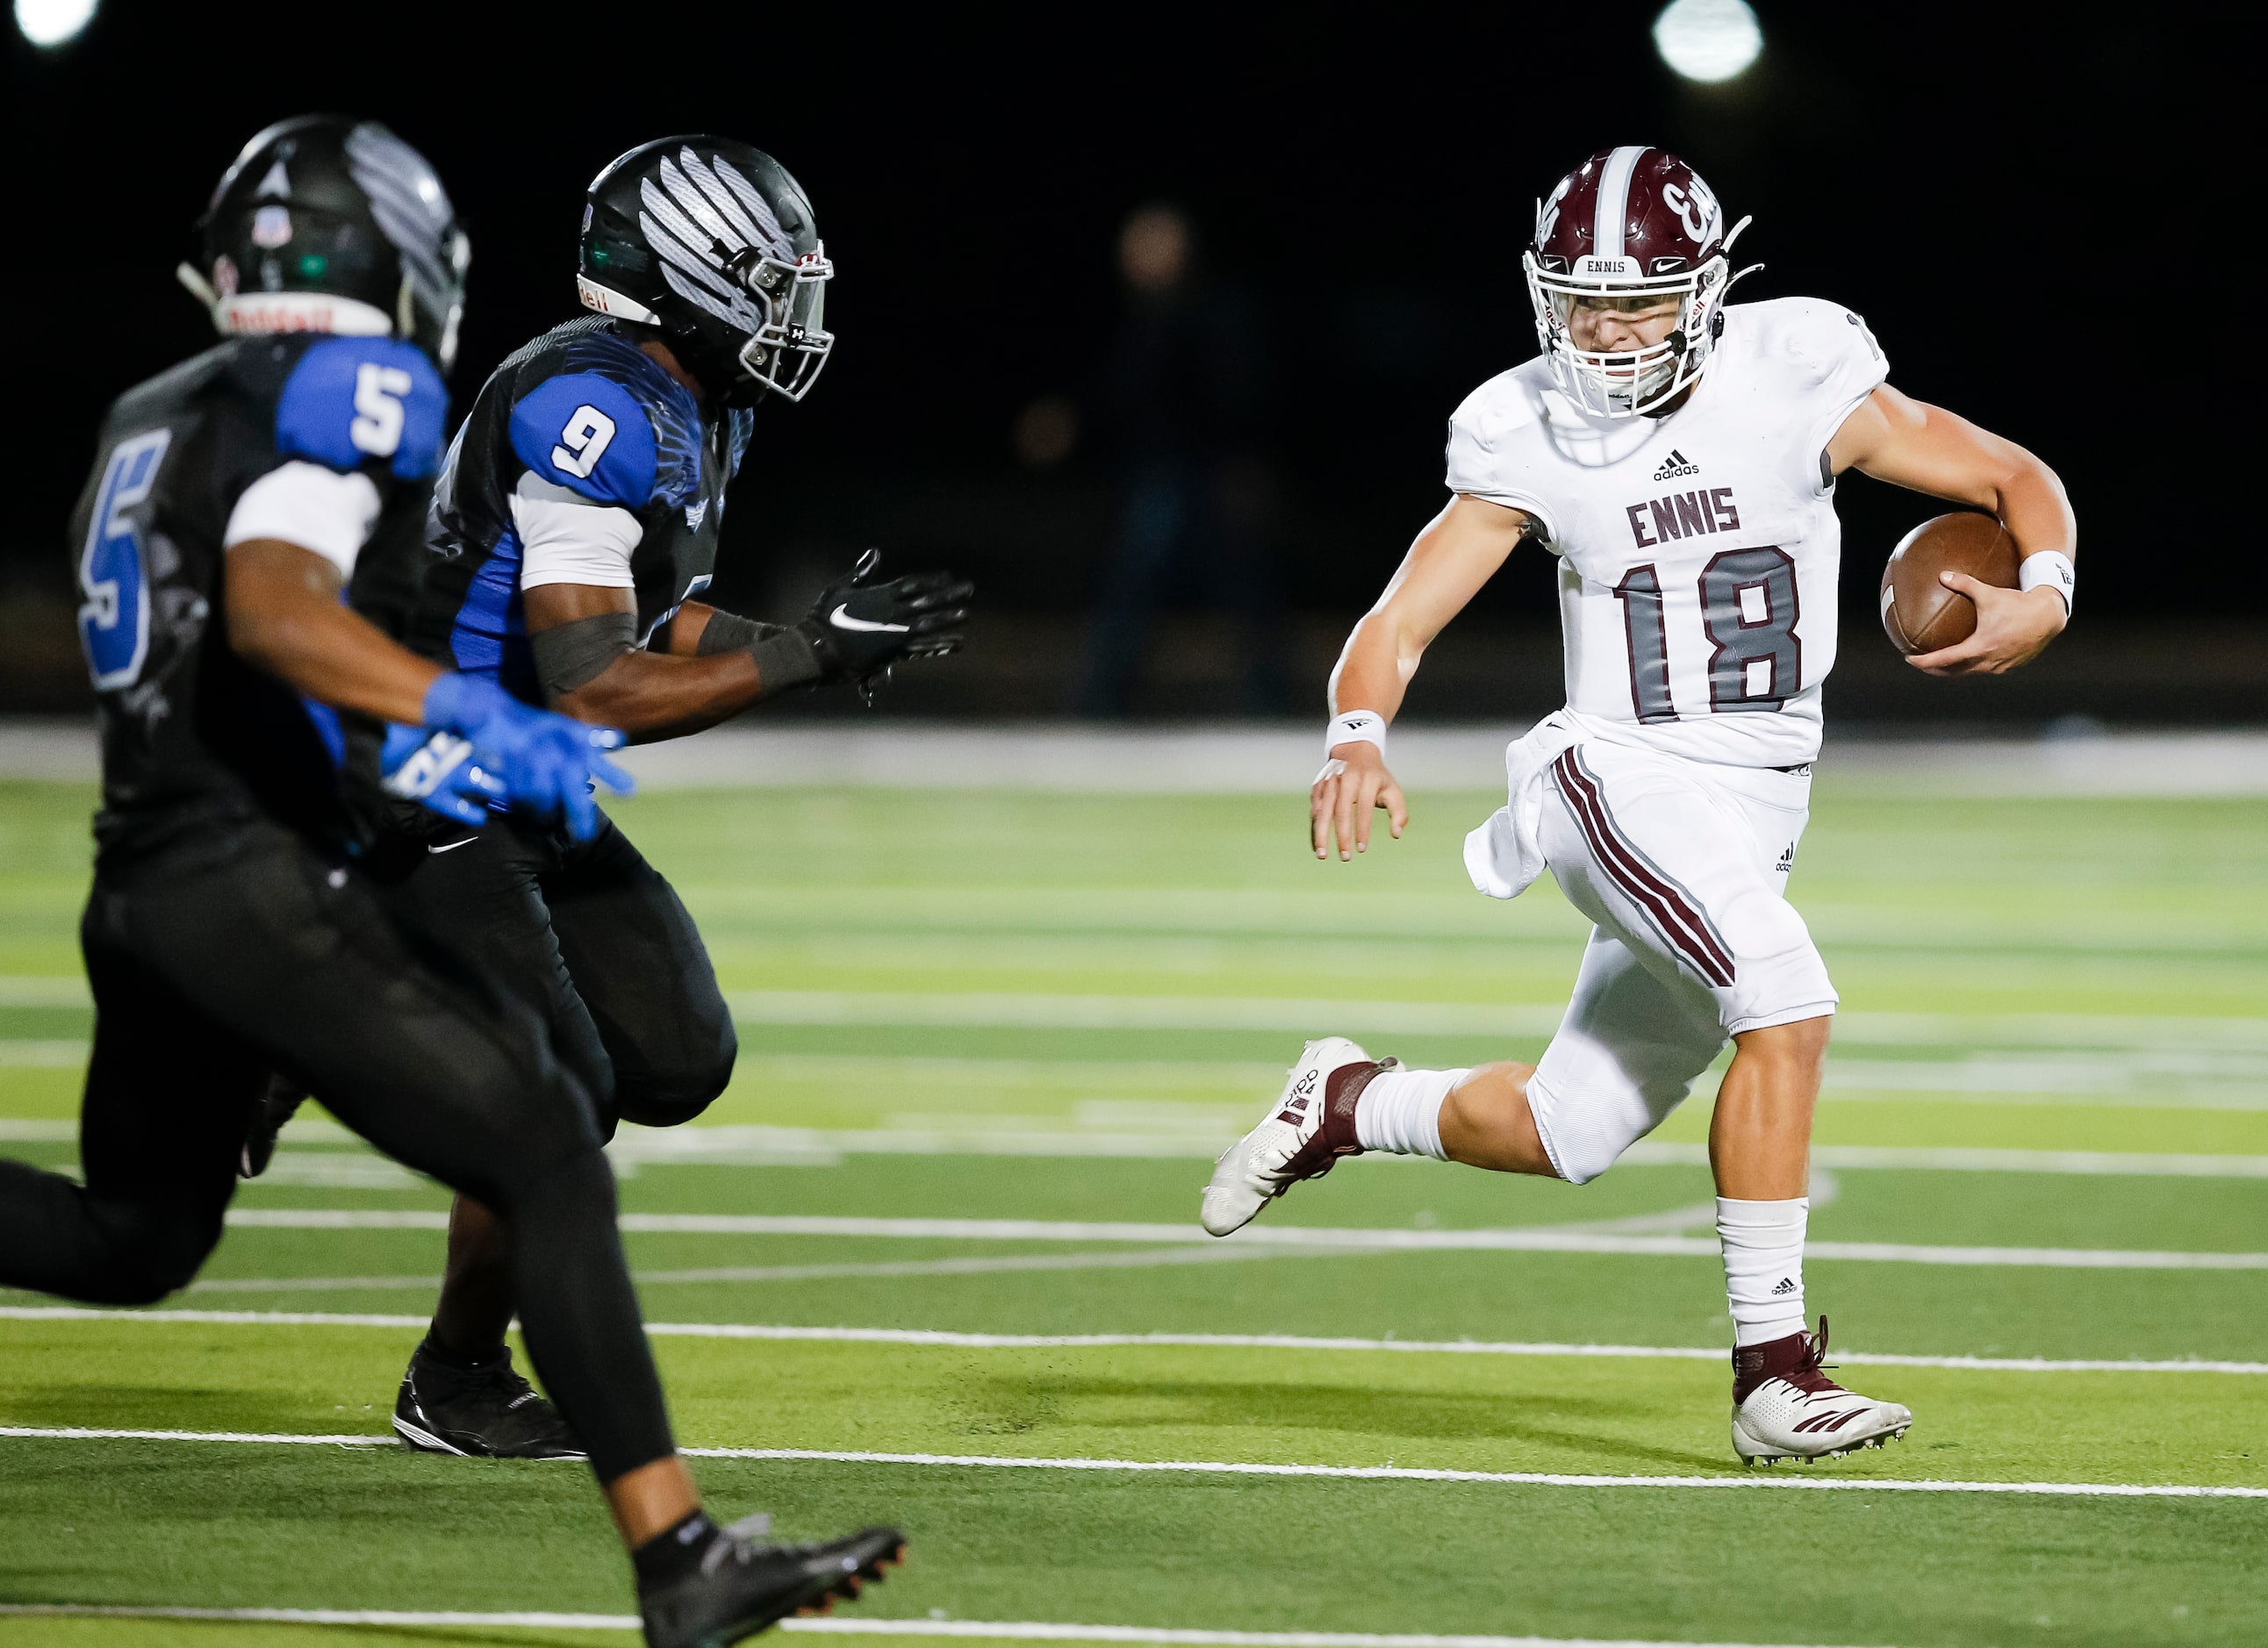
[527,586,779,742]
[1827,384,2074,676]
[1312,495,1530,862]
[556,648,764,742]
[225,539,441,723]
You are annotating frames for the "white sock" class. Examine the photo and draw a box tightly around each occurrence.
[1353,1066,1462,1159]
[1717,1195,1808,1346]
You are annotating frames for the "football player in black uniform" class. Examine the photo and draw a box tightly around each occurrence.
[0,118,904,1644]
[320,136,973,1462]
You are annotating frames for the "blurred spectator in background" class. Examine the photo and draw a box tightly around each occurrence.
[1072,204,1285,717]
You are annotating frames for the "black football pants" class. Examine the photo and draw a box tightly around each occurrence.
[382,810,735,1139]
[0,821,675,1483]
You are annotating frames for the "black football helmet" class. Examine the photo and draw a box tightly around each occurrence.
[576,136,833,405]
[184,116,470,374]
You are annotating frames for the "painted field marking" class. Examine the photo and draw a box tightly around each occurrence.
[17,1116,2268,1172]
[0,1602,1884,1646]
[719,991,2268,1054]
[1,1425,2260,1501]
[183,1245,1293,1294]
[6,1308,2264,1375]
[10,973,2268,1052]
[210,1209,2268,1270]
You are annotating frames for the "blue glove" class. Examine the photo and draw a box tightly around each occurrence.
[420,673,635,842]
[379,723,504,827]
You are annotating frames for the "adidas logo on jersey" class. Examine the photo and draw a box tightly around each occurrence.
[1652,448,1700,482]
[1775,844,1796,873]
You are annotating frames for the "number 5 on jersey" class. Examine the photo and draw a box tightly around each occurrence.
[77,429,172,690]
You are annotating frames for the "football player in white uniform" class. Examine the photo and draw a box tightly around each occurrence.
[1202,147,2076,1464]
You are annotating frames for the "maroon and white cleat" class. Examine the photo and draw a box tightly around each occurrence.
[1731,1316,1913,1465]
[1200,1037,1393,1236]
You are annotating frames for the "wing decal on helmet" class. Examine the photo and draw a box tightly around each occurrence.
[344,123,457,312]
[637,147,796,339]
[680,150,789,262]
[705,157,793,259]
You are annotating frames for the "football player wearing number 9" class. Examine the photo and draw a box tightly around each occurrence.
[1204,148,2076,1465]
[0,118,901,1645]
[314,137,971,1491]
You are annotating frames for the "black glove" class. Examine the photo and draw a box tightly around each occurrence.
[795,549,974,700]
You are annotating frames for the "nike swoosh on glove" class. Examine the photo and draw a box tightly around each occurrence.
[798,548,974,699]
[419,673,635,842]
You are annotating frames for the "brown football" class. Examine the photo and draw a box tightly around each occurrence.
[1879,512,2020,656]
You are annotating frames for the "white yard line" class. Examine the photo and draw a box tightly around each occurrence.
[0,1604,1888,1647]
[183,1245,1305,1294]
[14,974,2268,1054]
[0,1424,2259,1500]
[716,992,2268,1054]
[6,1308,2263,1375]
[11,1119,2268,1172]
[12,718,2268,795]
[206,1209,2268,1269]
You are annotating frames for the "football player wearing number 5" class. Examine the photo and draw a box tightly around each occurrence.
[1203,147,2075,1465]
[301,137,973,1472]
[0,118,910,1644]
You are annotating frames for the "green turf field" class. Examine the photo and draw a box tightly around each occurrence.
[2,771,2264,1648]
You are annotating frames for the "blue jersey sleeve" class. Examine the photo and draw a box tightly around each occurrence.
[274,336,449,480]
[507,372,660,509]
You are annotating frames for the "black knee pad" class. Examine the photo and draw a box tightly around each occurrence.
[612,1064,730,1129]
[611,1025,735,1130]
[86,1201,223,1305]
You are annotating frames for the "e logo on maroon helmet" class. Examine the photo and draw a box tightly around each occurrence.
[1662,179,1720,248]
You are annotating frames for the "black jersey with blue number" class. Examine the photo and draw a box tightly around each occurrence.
[66,333,447,863]
[398,317,753,700]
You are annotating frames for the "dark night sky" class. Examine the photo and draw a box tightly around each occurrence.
[4,1,2248,634]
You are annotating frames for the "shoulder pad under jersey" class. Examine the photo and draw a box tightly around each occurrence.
[275,336,449,480]
[508,371,660,508]
[1745,297,1889,391]
[506,327,705,508]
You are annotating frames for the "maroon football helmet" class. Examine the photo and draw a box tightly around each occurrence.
[1524,146,1756,417]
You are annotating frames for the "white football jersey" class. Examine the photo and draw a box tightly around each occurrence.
[1446,297,1887,768]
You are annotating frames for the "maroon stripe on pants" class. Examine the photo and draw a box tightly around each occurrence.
[1554,750,1735,987]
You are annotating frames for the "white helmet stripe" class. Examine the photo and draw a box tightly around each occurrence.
[1592,145,1650,260]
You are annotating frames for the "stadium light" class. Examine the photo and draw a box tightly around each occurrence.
[1653,0,1762,83]
[15,0,97,48]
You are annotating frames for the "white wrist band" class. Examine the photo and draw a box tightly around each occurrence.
[1326,710,1389,756]
[2018,550,2075,615]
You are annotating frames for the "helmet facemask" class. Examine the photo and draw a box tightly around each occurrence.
[723,245,833,403]
[1524,250,1741,419]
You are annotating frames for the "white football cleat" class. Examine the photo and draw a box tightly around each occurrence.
[1200,1036,1389,1237]
[1730,1316,1913,1464]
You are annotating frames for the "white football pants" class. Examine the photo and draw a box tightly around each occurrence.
[1525,740,1836,1185]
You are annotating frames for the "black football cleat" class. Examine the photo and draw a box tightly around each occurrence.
[393,1337,586,1460]
[239,1073,309,1179]
[639,1518,905,1647]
